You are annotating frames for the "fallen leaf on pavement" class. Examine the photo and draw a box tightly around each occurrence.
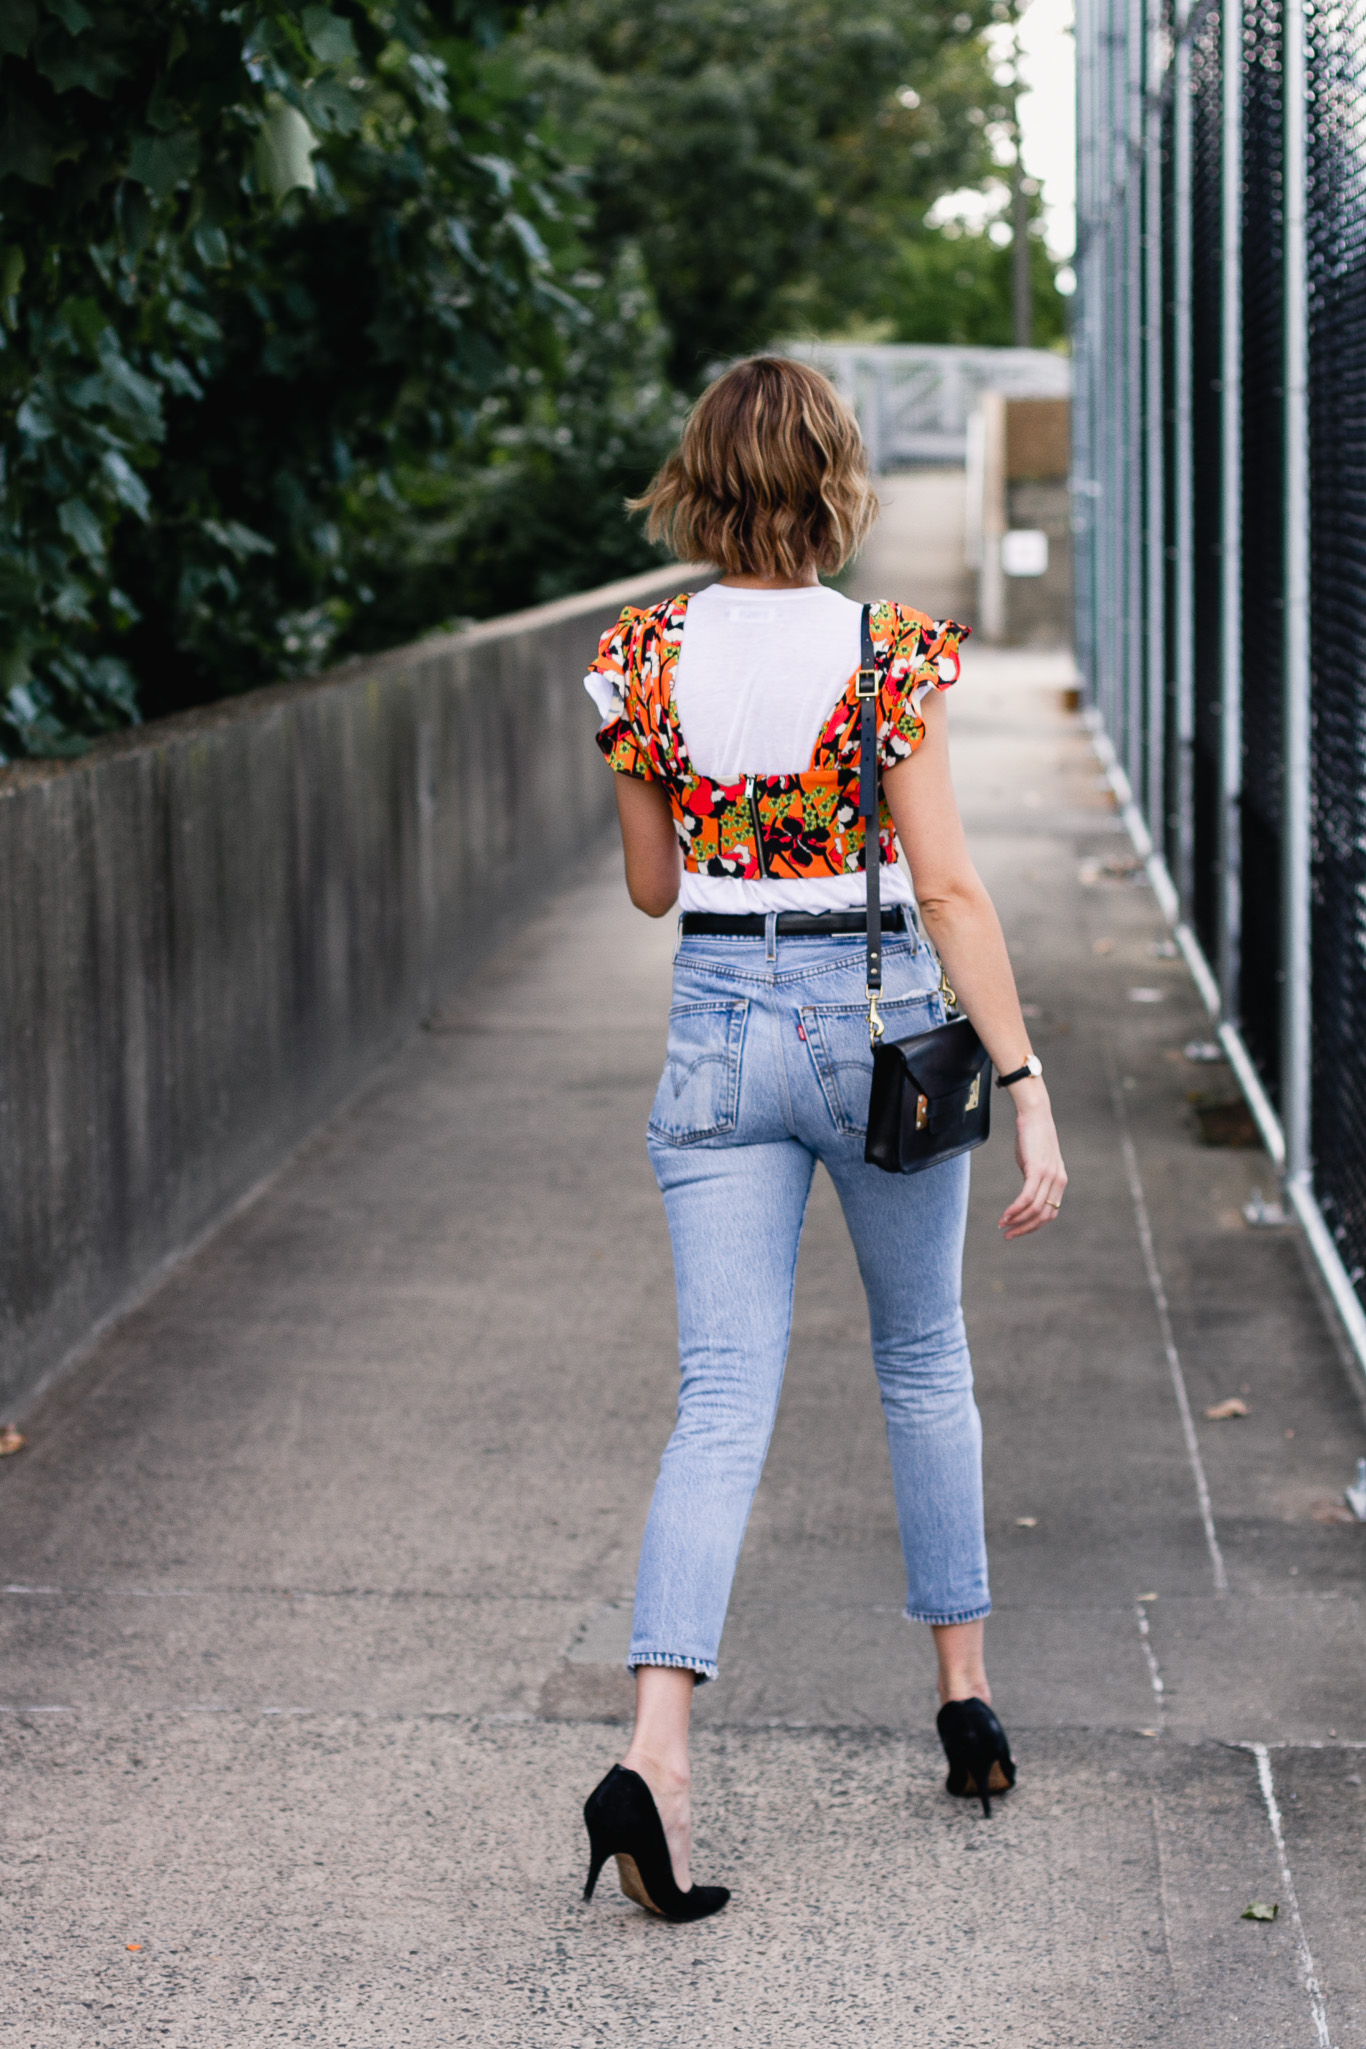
[1080,854,1147,885]
[125,1943,143,1952]
[0,1426,26,1456]
[1205,1398,1249,1420]
[1242,1902,1278,1922]
[1137,1592,1158,1602]
[1092,937,1115,954]
[1015,1517,1038,1528]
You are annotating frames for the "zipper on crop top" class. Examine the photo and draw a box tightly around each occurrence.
[746,776,769,878]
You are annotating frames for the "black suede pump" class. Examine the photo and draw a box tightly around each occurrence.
[936,1697,1016,1817]
[582,1765,730,1922]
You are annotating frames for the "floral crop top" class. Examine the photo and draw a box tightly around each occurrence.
[588,593,968,882]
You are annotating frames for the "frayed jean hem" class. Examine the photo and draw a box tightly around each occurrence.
[628,1650,719,1685]
[904,1602,992,1627]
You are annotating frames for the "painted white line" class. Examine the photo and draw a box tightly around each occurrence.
[1107,1066,1229,1594]
[1257,1739,1366,1752]
[1248,1744,1334,2049]
[2,1584,202,1600]
[1148,1791,1180,1981]
[1134,1604,1166,1729]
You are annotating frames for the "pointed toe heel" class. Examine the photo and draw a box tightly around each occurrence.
[582,1765,730,1923]
[936,1697,1016,1818]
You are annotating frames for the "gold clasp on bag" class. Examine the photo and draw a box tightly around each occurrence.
[918,1074,978,1136]
[937,961,957,1011]
[867,987,885,1044]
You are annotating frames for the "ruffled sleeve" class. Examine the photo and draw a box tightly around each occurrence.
[584,606,657,781]
[879,605,970,767]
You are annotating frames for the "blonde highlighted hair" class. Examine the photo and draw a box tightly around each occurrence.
[630,356,877,578]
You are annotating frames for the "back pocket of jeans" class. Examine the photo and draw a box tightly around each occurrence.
[648,999,749,1144]
[803,993,939,1136]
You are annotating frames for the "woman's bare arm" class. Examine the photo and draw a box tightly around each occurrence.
[615,772,681,917]
[882,692,1067,1237]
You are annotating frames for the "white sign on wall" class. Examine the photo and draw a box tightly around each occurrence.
[1002,529,1050,578]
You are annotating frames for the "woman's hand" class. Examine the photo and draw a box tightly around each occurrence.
[999,1078,1067,1238]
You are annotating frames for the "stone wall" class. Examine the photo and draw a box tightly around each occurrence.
[0,566,692,1414]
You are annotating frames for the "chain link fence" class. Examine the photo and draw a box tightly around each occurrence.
[1075,0,1366,1375]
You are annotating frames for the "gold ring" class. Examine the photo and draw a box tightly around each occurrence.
[1045,1199,1062,1210]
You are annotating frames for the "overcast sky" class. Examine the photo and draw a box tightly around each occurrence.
[924,0,1077,273]
[1017,0,1076,262]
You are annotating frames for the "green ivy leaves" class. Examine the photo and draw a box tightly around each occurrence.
[0,3,583,757]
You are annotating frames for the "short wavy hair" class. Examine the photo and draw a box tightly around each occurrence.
[630,356,877,578]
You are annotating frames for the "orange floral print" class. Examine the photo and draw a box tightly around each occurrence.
[588,594,968,880]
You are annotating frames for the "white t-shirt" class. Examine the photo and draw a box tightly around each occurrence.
[584,581,917,911]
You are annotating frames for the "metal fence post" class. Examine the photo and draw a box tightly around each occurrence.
[1219,0,1244,1016]
[1172,4,1196,917]
[1125,0,1146,800]
[1282,0,1311,1189]
[1094,1,1108,719]
[1105,3,1124,744]
[1144,0,1167,844]
[1073,0,1098,705]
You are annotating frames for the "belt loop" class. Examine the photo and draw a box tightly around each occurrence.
[764,910,777,963]
[673,909,684,962]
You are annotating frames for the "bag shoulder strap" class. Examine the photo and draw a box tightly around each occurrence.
[857,604,883,1043]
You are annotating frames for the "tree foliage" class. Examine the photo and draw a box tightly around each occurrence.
[340,243,684,642]
[844,217,1069,348]
[1,0,1068,759]
[0,1,660,751]
[516,0,1059,382]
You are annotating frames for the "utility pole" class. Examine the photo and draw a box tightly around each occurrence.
[1010,1,1032,348]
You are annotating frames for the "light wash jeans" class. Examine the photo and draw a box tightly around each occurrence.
[630,920,990,1683]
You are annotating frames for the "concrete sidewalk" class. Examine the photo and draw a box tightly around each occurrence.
[3,651,1365,2047]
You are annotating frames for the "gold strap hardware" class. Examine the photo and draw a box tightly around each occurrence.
[867,987,885,1044]
[937,961,957,1011]
[856,664,877,699]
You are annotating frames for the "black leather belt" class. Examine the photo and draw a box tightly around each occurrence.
[679,908,909,937]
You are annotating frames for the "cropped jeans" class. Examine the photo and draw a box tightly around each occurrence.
[630,921,990,1684]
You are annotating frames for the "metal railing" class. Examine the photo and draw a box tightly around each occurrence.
[1075,0,1366,1379]
[782,342,1071,468]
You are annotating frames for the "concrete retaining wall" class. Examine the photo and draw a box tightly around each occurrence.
[0,565,693,1415]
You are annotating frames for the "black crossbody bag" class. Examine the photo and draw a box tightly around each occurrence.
[856,604,993,1175]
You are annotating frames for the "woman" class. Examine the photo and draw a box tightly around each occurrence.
[579,357,1066,1923]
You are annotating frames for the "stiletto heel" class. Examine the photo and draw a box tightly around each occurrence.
[936,1697,1016,1817]
[582,1843,609,1902]
[582,1765,730,1922]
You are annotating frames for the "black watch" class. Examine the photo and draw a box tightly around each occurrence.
[995,1054,1043,1090]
